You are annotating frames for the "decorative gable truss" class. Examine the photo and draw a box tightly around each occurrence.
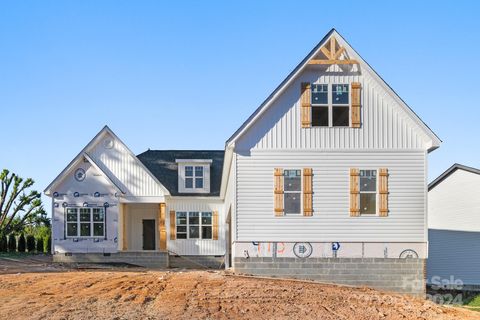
[308,36,359,65]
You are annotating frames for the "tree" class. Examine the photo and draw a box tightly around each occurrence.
[7,233,16,252]
[26,234,35,252]
[17,234,26,252]
[46,235,51,254]
[36,237,44,253]
[0,169,46,236]
[0,234,7,252]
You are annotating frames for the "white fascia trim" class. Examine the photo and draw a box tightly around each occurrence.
[175,159,213,164]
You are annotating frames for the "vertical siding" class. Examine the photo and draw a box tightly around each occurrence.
[89,132,165,197]
[167,199,225,256]
[235,150,426,242]
[236,68,430,151]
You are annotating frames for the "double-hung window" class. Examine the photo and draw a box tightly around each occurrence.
[311,84,350,127]
[176,211,212,239]
[284,169,302,214]
[359,170,377,215]
[66,207,105,237]
[185,166,204,189]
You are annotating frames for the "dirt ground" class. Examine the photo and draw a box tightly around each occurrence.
[0,256,478,320]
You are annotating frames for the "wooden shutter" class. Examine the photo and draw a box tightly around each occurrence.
[349,168,360,217]
[351,82,361,128]
[212,210,219,240]
[379,168,389,217]
[159,203,166,250]
[274,168,284,216]
[303,168,313,216]
[301,82,311,128]
[169,210,176,240]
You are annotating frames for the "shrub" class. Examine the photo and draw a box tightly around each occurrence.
[0,234,7,252]
[46,235,51,254]
[17,234,26,252]
[26,235,35,252]
[36,237,44,253]
[8,234,16,252]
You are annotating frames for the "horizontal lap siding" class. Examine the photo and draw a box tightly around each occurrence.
[235,151,426,242]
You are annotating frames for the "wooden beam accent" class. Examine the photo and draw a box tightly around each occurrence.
[159,203,166,251]
[320,46,331,59]
[308,59,359,65]
[332,47,345,60]
[121,203,127,250]
[330,37,336,59]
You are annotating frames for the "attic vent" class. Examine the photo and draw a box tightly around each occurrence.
[104,138,114,149]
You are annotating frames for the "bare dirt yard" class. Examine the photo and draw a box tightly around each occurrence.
[0,256,478,320]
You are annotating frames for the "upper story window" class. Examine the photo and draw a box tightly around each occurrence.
[284,169,302,214]
[311,84,350,127]
[359,170,377,215]
[176,159,212,194]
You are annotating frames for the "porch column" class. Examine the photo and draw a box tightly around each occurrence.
[159,203,167,251]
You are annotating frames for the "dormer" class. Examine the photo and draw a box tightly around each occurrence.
[176,159,212,194]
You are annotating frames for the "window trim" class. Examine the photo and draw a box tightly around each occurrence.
[65,207,106,238]
[283,168,303,215]
[358,169,379,216]
[184,165,204,190]
[311,83,351,128]
[175,211,213,240]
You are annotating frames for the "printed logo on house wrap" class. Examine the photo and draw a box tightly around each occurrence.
[293,242,313,258]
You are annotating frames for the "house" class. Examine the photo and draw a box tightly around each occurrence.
[427,164,480,290]
[45,29,440,295]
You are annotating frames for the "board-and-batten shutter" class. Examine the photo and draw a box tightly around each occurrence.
[169,210,176,240]
[159,203,167,250]
[379,168,389,217]
[351,82,361,128]
[349,168,360,217]
[303,168,313,216]
[212,210,219,240]
[274,168,284,216]
[300,82,311,128]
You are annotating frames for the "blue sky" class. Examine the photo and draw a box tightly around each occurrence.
[1,1,479,214]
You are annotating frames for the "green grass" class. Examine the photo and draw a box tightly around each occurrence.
[465,294,480,307]
[0,252,47,258]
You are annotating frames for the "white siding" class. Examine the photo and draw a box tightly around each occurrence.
[236,150,426,242]
[167,198,225,256]
[89,132,165,197]
[236,67,430,152]
[429,169,480,232]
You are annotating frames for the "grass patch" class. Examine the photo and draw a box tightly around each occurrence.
[465,294,480,307]
[0,252,49,258]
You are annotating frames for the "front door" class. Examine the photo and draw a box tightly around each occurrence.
[142,219,156,250]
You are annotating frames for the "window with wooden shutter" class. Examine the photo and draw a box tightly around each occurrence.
[274,168,284,216]
[301,82,311,128]
[349,168,360,217]
[303,168,313,216]
[170,210,176,240]
[212,210,219,240]
[351,82,361,128]
[379,168,389,217]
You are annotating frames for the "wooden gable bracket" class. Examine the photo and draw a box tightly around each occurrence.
[308,37,359,65]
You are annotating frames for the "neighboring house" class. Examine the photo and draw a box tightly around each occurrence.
[427,164,480,289]
[45,29,440,295]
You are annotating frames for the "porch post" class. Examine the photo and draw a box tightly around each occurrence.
[159,203,167,251]
[121,203,127,251]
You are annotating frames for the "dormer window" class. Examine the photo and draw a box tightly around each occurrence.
[176,159,212,194]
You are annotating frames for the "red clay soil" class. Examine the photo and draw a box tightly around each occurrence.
[0,266,478,320]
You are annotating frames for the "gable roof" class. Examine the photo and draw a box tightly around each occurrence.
[137,150,225,197]
[226,28,441,152]
[44,126,170,196]
[428,163,480,191]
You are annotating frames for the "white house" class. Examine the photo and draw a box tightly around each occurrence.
[45,29,440,295]
[427,164,480,289]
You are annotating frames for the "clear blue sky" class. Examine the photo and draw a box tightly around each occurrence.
[1,1,479,214]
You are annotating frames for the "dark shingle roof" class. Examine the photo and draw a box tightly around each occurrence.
[136,150,225,197]
[428,163,480,191]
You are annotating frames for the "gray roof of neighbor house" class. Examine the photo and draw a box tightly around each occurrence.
[428,163,480,191]
[136,150,225,197]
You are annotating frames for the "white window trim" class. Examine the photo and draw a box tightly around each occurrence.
[358,169,379,216]
[65,207,105,238]
[184,165,204,190]
[176,160,211,194]
[311,83,351,127]
[283,169,303,215]
[176,211,213,240]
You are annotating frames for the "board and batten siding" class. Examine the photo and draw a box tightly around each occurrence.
[235,150,426,242]
[167,199,225,256]
[236,67,431,152]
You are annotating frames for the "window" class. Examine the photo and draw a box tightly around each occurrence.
[284,169,302,214]
[185,166,204,189]
[176,211,212,239]
[66,207,105,237]
[311,84,350,127]
[359,170,377,215]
